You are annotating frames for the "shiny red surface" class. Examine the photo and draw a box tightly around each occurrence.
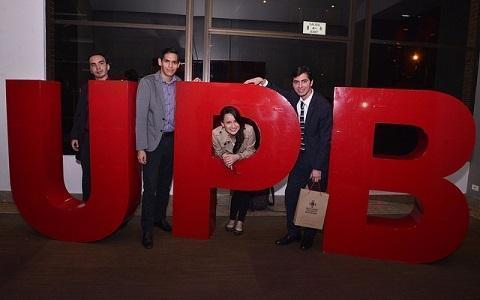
[6,81,476,263]
[173,82,301,239]
[324,88,475,263]
[6,80,140,242]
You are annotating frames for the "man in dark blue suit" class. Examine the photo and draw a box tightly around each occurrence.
[245,66,332,250]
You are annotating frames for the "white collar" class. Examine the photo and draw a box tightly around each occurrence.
[299,89,314,107]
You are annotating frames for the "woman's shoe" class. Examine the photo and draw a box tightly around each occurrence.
[233,221,243,235]
[225,219,235,232]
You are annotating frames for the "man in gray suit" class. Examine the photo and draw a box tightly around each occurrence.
[136,47,180,249]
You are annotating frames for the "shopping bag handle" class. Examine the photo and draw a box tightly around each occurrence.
[306,181,321,190]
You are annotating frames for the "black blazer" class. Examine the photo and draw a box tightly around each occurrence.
[70,83,89,160]
[267,82,333,174]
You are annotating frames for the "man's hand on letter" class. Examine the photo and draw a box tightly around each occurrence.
[71,139,79,152]
[243,77,265,86]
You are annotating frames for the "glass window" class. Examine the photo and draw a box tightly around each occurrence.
[368,43,466,100]
[371,0,470,45]
[55,0,186,26]
[212,0,351,37]
[352,18,366,86]
[209,35,346,100]
[50,1,191,153]
[53,24,187,154]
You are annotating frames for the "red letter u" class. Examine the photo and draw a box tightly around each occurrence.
[6,80,140,242]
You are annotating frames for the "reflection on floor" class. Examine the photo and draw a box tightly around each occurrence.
[1,214,480,299]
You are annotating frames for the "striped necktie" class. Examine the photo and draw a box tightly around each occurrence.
[300,101,305,151]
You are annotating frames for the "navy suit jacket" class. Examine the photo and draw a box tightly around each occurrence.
[267,82,333,175]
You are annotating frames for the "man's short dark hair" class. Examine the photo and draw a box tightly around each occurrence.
[160,47,179,60]
[291,65,313,80]
[89,52,109,64]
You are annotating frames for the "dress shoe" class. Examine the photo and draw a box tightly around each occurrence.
[233,221,243,235]
[154,219,172,232]
[142,231,153,249]
[275,234,301,245]
[225,219,235,232]
[300,237,314,250]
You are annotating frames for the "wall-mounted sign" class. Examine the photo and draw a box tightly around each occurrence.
[303,21,326,35]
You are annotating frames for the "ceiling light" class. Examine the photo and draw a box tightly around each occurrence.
[401,14,411,18]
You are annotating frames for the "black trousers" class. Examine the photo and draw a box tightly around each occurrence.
[284,152,327,239]
[229,191,252,222]
[78,133,90,201]
[141,134,174,232]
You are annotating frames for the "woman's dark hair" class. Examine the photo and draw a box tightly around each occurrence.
[220,106,245,154]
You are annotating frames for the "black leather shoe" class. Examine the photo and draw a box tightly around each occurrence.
[300,237,314,250]
[142,231,153,249]
[154,219,172,232]
[275,234,301,245]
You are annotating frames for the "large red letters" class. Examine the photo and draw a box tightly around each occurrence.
[5,81,476,263]
[6,80,140,241]
[173,82,300,239]
[324,88,475,263]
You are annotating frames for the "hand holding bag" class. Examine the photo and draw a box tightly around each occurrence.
[293,184,329,230]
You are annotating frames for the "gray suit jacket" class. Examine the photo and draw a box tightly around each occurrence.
[135,71,181,151]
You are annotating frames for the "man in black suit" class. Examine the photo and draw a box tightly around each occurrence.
[70,52,110,201]
[244,66,332,250]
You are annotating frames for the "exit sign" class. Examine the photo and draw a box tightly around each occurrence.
[303,21,326,35]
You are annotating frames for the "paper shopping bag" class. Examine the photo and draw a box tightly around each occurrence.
[293,187,329,230]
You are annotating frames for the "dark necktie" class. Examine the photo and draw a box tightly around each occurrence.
[300,101,305,151]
